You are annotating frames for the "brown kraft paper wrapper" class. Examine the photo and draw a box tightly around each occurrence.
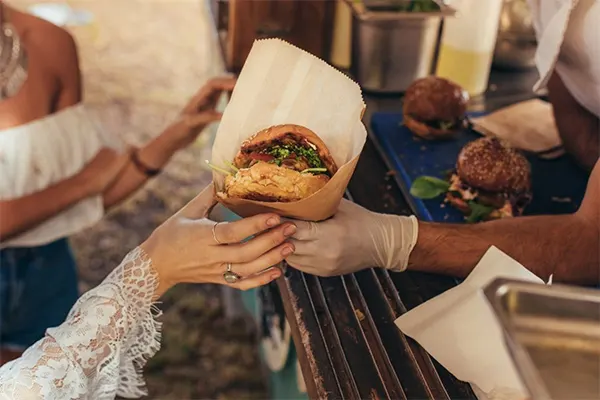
[211,39,367,221]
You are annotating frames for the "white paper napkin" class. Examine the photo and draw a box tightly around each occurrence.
[395,247,545,400]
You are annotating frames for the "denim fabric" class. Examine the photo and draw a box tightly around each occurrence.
[0,239,79,349]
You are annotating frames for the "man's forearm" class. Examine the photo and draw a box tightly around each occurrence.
[0,175,92,242]
[408,214,599,285]
[548,72,600,171]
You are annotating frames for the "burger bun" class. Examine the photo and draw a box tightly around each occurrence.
[403,76,469,140]
[456,137,531,194]
[223,162,329,202]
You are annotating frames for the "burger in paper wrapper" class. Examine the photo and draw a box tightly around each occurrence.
[210,39,367,221]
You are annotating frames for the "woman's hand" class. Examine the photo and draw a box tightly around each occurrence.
[141,183,296,298]
[77,148,131,196]
[161,76,236,152]
[99,76,236,210]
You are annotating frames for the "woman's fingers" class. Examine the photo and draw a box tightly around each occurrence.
[225,223,296,263]
[283,219,319,241]
[213,214,283,245]
[229,267,282,291]
[183,110,222,130]
[184,77,236,113]
[233,241,293,277]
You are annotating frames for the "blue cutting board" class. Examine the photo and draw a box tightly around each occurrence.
[370,112,589,223]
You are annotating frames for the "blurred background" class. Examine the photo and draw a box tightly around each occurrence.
[8,0,266,398]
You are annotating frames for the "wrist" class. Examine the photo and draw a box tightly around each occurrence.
[138,133,178,171]
[140,235,174,300]
[373,214,419,272]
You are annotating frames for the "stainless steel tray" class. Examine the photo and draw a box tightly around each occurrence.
[484,278,600,400]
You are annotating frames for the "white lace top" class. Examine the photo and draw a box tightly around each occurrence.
[0,247,161,400]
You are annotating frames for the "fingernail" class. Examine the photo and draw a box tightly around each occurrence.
[270,271,281,280]
[282,246,294,257]
[266,216,279,227]
[283,224,296,237]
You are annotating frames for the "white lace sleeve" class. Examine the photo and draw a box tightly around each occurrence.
[0,247,161,400]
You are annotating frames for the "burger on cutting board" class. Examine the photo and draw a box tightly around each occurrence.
[410,137,532,222]
[403,76,470,140]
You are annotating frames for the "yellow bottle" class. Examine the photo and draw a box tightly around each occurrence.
[436,0,503,96]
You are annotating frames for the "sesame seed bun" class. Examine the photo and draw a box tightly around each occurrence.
[456,137,531,194]
[223,161,329,202]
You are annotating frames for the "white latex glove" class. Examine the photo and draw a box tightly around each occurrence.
[286,199,419,276]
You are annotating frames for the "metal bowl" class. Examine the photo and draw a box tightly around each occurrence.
[493,0,537,70]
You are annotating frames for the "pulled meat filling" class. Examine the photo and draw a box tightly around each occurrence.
[447,173,531,218]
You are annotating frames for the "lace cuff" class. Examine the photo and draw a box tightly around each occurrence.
[0,247,162,400]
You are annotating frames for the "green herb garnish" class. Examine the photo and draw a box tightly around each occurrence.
[225,161,239,172]
[466,201,495,223]
[410,176,451,199]
[265,144,324,169]
[301,168,327,174]
[205,160,233,176]
[439,120,455,131]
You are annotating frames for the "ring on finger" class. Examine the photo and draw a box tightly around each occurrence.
[223,262,242,284]
[212,222,223,245]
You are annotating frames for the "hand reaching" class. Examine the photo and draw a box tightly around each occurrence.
[163,76,236,151]
[141,183,297,298]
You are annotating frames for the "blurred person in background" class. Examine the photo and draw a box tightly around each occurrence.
[0,1,233,364]
[0,184,296,399]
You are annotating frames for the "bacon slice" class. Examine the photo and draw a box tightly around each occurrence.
[249,153,275,162]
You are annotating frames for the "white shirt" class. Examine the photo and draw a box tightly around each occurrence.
[528,0,600,117]
[0,104,124,248]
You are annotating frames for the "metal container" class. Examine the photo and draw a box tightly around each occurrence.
[493,0,537,70]
[347,1,452,93]
[485,278,600,400]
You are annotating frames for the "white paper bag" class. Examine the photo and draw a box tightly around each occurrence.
[395,247,545,400]
[211,39,367,221]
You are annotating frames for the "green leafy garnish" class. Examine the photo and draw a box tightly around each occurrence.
[205,160,232,176]
[225,161,239,172]
[439,120,455,131]
[301,168,327,174]
[410,176,451,199]
[265,144,323,169]
[409,0,440,12]
[466,201,494,223]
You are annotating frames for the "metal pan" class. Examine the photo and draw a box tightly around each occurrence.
[484,278,600,400]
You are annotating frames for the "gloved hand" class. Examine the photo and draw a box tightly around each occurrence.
[286,199,419,276]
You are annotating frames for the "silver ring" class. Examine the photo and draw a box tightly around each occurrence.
[223,262,242,284]
[212,222,223,245]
